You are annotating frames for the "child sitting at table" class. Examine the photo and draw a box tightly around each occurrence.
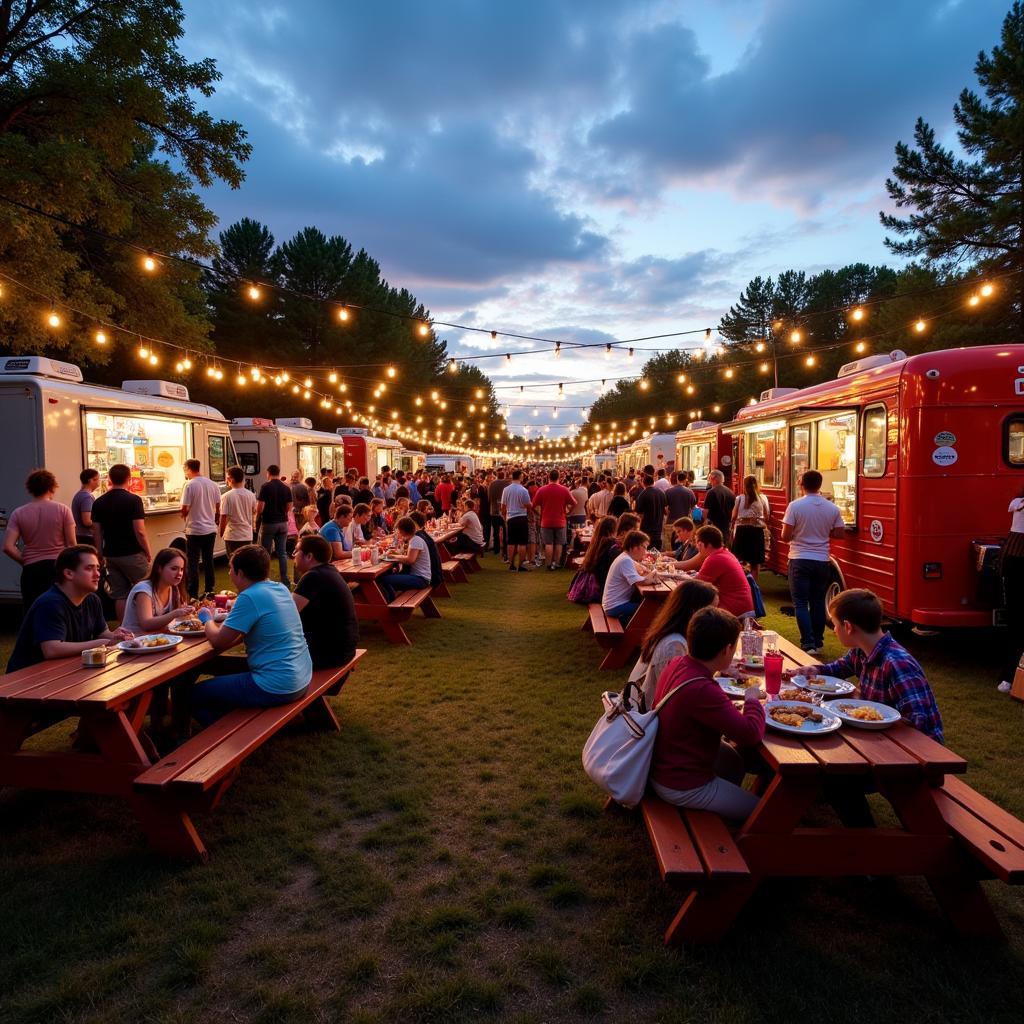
[600,530,653,624]
[649,606,765,822]
[671,517,699,563]
[804,588,943,742]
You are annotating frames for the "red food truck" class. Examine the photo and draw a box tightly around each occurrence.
[674,420,731,498]
[729,345,1024,629]
[335,427,403,479]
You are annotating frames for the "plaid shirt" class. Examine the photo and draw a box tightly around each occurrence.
[820,633,944,743]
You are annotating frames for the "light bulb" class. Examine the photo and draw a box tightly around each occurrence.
[760,362,770,373]
[755,341,765,353]
[94,329,107,345]
[175,361,184,373]
[855,341,866,354]
[47,310,61,328]
[149,354,159,366]
[142,255,156,272]
[448,359,457,373]
[237,373,247,386]
[329,370,338,383]
[639,379,649,390]
[790,329,802,343]
[247,284,261,300]
[605,344,612,360]
[915,319,927,333]
[980,283,994,297]
[724,368,734,379]
[851,307,865,321]
[183,356,192,370]
[304,378,312,388]
[418,322,430,336]
[805,355,816,367]
[387,366,397,378]
[138,345,149,359]
[968,295,980,307]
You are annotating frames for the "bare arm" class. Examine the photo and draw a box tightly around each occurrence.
[2,519,22,564]
[63,509,77,548]
[133,518,151,560]
[40,627,132,660]
[831,525,847,539]
[127,592,192,633]
[780,522,794,543]
[203,621,244,652]
[293,591,310,613]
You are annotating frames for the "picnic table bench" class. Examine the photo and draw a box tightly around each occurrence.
[334,560,440,645]
[624,641,1024,943]
[583,577,676,670]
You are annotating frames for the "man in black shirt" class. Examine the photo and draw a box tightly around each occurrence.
[703,470,736,536]
[634,474,667,549]
[292,535,358,669]
[256,464,293,586]
[315,470,334,525]
[91,463,152,618]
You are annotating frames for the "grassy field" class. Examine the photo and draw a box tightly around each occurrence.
[0,562,1022,1024]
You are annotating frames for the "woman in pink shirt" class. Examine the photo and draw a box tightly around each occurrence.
[694,524,754,618]
[2,468,77,612]
[649,607,765,821]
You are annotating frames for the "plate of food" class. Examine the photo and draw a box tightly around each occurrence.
[117,634,183,653]
[765,700,841,735]
[168,617,205,636]
[777,685,822,705]
[717,675,764,699]
[830,699,901,730]
[792,674,856,697]
[737,655,765,670]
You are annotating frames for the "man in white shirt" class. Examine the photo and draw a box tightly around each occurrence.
[500,469,533,572]
[180,458,222,598]
[654,468,672,492]
[781,469,846,655]
[586,478,613,519]
[601,530,652,622]
[219,466,257,555]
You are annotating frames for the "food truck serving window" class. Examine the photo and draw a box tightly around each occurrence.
[792,412,857,524]
[1004,416,1024,466]
[745,428,783,487]
[861,405,887,478]
[85,411,191,511]
[680,443,711,487]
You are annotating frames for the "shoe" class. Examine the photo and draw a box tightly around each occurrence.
[997,680,1012,693]
[548,564,558,571]
[518,565,531,572]
[508,564,517,572]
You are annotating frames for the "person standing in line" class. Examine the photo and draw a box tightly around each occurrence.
[91,463,151,618]
[635,474,667,550]
[289,470,310,520]
[180,459,221,599]
[434,473,454,513]
[569,476,589,531]
[702,469,735,536]
[781,469,846,655]
[500,469,533,572]
[533,469,575,570]
[476,471,492,552]
[219,466,257,556]
[654,468,672,492]
[664,471,697,550]
[315,470,334,526]
[487,469,510,559]
[587,477,614,520]
[730,474,771,582]
[255,463,292,586]
[2,468,77,613]
[72,469,100,546]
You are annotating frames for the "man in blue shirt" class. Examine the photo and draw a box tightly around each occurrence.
[500,469,533,572]
[320,504,355,560]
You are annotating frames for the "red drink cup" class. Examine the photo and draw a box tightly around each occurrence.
[213,594,228,609]
[764,653,783,696]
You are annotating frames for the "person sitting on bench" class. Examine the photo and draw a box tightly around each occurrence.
[379,516,432,601]
[649,606,765,822]
[292,534,358,669]
[600,529,653,624]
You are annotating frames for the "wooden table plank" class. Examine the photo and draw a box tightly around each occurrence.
[887,723,967,774]
[838,728,922,775]
[757,734,821,775]
[804,732,871,774]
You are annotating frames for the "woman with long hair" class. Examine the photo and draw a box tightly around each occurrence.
[608,481,630,517]
[730,474,770,581]
[580,516,617,575]
[120,548,192,635]
[1000,482,1024,690]
[630,579,719,705]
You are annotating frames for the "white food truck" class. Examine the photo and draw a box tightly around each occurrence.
[229,417,348,490]
[0,355,236,603]
[397,448,426,475]
[424,452,476,474]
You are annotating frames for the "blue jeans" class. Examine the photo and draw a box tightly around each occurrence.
[789,558,832,650]
[607,600,640,624]
[191,668,307,727]
[380,571,429,602]
[260,521,289,584]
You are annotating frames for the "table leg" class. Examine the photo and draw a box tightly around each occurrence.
[130,793,208,862]
[356,579,412,645]
[599,597,661,670]
[665,878,760,945]
[303,695,341,732]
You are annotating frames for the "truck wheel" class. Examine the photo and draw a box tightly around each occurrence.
[825,562,845,607]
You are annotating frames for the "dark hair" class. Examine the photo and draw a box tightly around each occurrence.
[297,533,332,564]
[616,512,640,535]
[146,547,188,605]
[395,485,409,500]
[686,606,741,661]
[353,502,370,516]
[108,463,131,486]
[184,459,201,473]
[409,510,426,528]
[397,516,417,536]
[622,529,649,551]
[673,517,695,533]
[743,474,759,505]
[641,579,719,661]
[801,470,823,492]
[829,588,882,632]
[613,482,626,496]
[549,469,559,481]
[227,466,245,484]
[56,544,98,580]
[305,476,317,488]
[335,504,353,519]
[267,464,280,476]
[230,543,270,582]
[80,469,99,485]
[580,516,617,573]
[511,469,522,480]
[643,475,654,487]
[696,524,724,548]
[25,468,57,497]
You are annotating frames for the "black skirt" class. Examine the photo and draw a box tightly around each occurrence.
[731,524,766,566]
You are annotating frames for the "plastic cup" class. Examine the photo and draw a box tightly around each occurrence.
[213,594,228,609]
[764,652,784,696]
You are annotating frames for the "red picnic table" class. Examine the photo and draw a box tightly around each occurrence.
[334,559,440,645]
[585,574,684,670]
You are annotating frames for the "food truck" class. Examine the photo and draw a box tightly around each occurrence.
[615,433,677,477]
[673,421,729,495]
[397,448,426,475]
[593,450,617,474]
[730,345,1024,629]
[335,427,403,478]
[0,355,235,602]
[229,417,349,490]
[424,452,475,475]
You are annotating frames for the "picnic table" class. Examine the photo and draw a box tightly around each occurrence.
[585,574,682,670]
[641,640,1024,943]
[334,559,440,645]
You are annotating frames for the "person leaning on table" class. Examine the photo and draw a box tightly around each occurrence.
[5,545,133,673]
[180,544,312,729]
[292,534,358,670]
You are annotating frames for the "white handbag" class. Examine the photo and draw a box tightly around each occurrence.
[581,675,706,808]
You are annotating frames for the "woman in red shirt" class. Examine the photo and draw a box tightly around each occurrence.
[649,607,765,822]
[694,525,754,618]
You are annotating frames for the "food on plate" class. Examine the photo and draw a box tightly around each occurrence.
[768,704,824,728]
[171,618,204,633]
[839,704,885,722]
[779,686,818,703]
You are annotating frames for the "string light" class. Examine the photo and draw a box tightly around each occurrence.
[506,353,512,363]
[760,362,770,373]
[388,366,397,378]
[448,358,458,374]
[854,341,867,354]
[418,321,430,336]
[46,307,61,328]
[639,379,649,390]
[755,341,765,353]
[138,344,149,360]
[555,342,561,360]
[328,370,338,383]
[183,355,192,370]
[628,348,634,361]
[968,294,980,307]
[915,318,927,333]
[724,368,734,379]
[237,372,247,386]
[303,377,313,388]
[94,329,107,345]
[148,352,159,367]
[247,284,261,301]
[851,307,865,322]
[677,373,686,384]
[805,355,816,367]
[790,329,802,343]
[605,344,612,360]
[980,283,994,297]
[142,254,157,273]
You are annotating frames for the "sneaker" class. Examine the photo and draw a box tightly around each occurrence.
[518,565,531,572]
[548,563,558,571]
[997,680,1012,693]
[508,563,518,572]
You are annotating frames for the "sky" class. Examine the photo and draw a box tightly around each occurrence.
[180,0,1009,438]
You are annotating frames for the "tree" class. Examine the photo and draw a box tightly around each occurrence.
[0,1,250,364]
[881,2,1024,332]
[719,276,775,343]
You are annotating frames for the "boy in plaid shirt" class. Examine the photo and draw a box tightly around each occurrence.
[805,589,943,742]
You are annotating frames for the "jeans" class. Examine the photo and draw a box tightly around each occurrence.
[789,558,832,650]
[186,532,217,598]
[191,664,307,727]
[606,599,640,624]
[1002,553,1024,681]
[480,509,491,548]
[454,533,483,555]
[490,515,506,556]
[260,521,289,583]
[380,571,430,602]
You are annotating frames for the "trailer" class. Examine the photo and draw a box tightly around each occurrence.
[730,345,1024,629]
[397,448,426,475]
[593,450,617,474]
[424,452,475,475]
[0,355,235,602]
[229,417,348,490]
[334,428,403,479]
[674,420,730,496]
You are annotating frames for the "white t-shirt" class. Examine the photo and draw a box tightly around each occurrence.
[602,551,645,611]
[407,534,432,580]
[460,511,485,546]
[181,475,222,535]
[735,493,770,524]
[1010,497,1024,533]
[782,493,845,561]
[121,580,174,635]
[502,482,531,519]
[587,488,613,517]
[220,486,257,541]
[570,487,588,517]
[654,478,671,492]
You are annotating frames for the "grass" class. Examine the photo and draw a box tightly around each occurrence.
[0,561,1022,1023]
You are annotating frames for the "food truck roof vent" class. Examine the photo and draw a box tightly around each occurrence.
[837,350,907,379]
[336,427,368,436]
[122,379,190,401]
[758,387,799,402]
[232,417,274,427]
[0,355,83,382]
[275,417,313,429]
[685,420,719,431]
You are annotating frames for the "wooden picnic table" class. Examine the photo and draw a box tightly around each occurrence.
[653,641,1020,944]
[590,573,683,670]
[334,558,440,645]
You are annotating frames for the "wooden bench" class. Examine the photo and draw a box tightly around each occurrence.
[132,650,366,861]
[639,794,750,944]
[452,551,480,573]
[582,603,625,646]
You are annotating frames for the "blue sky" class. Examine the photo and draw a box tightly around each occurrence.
[181,0,1008,437]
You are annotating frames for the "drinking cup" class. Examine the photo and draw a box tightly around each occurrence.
[764,652,784,696]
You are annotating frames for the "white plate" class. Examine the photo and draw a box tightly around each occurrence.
[830,699,901,730]
[799,675,856,697]
[717,676,764,699]
[765,700,842,736]
[736,657,765,670]
[116,634,183,654]
[168,620,205,636]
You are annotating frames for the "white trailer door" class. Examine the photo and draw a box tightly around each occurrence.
[0,387,43,601]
